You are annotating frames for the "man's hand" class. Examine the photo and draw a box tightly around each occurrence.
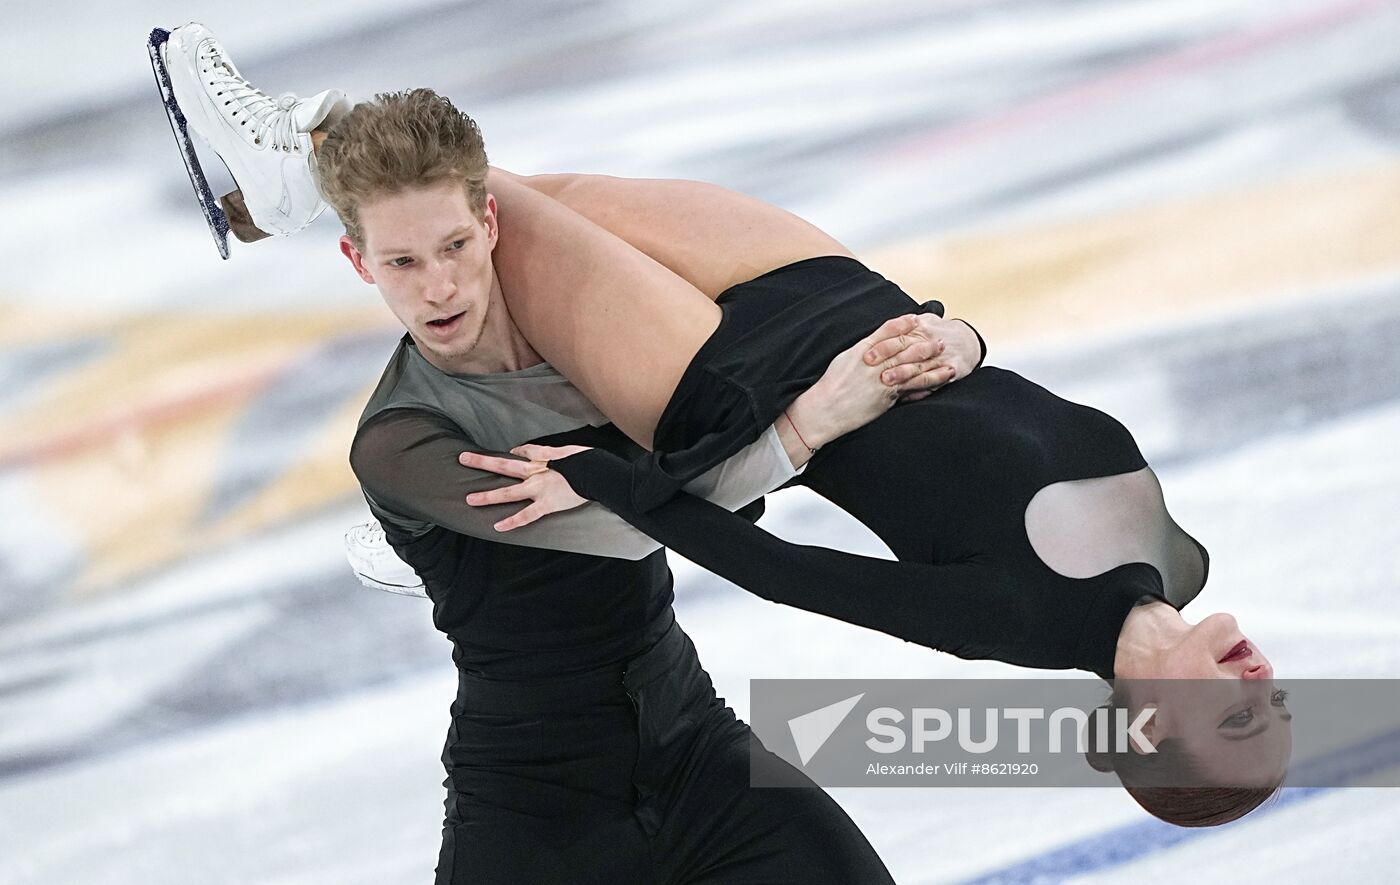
[458,444,592,531]
[862,313,982,396]
[781,314,949,456]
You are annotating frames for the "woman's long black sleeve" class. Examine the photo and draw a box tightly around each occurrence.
[551,447,1139,676]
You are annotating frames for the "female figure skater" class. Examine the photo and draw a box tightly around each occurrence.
[447,173,1289,828]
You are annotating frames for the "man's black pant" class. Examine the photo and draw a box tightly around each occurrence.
[435,618,893,883]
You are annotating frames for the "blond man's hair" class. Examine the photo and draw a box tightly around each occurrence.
[315,87,489,250]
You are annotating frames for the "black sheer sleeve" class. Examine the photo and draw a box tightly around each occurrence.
[351,408,670,559]
[349,407,791,560]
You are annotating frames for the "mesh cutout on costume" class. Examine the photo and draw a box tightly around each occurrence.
[1024,466,1206,606]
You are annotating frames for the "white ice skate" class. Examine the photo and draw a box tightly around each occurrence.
[345,521,428,598]
[148,22,349,255]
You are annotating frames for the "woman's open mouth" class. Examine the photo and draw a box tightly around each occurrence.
[426,311,466,336]
[1218,639,1251,664]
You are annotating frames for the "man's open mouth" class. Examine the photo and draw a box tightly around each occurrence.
[428,311,465,328]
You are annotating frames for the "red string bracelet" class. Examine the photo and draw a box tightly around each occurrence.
[784,409,817,455]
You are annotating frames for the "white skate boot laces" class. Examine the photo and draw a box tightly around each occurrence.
[345,520,427,597]
[354,521,387,546]
[204,46,302,152]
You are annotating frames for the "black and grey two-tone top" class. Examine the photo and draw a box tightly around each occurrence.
[349,332,797,679]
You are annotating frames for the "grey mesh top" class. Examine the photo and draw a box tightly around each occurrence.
[347,332,799,677]
[351,332,799,560]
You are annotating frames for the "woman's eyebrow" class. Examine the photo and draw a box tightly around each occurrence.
[1220,721,1270,741]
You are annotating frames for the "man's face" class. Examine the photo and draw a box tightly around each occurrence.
[341,180,499,371]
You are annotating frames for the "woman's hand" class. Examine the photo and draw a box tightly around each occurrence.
[457,444,592,531]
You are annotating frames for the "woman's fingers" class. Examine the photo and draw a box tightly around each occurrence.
[456,450,589,529]
[493,501,549,532]
[465,481,534,506]
[460,450,540,478]
[510,443,591,461]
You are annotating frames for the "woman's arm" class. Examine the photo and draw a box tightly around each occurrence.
[351,408,788,560]
[547,446,1123,674]
[466,437,1150,676]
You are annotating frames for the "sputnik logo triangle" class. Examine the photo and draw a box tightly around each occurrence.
[787,693,865,766]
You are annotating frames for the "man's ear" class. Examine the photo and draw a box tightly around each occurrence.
[483,193,499,251]
[340,236,375,284]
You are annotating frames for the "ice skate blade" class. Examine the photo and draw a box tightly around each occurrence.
[353,571,429,599]
[148,27,231,260]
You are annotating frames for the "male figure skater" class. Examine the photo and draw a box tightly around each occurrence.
[155,23,982,882]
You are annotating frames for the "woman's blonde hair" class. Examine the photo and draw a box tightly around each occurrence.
[315,87,488,250]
